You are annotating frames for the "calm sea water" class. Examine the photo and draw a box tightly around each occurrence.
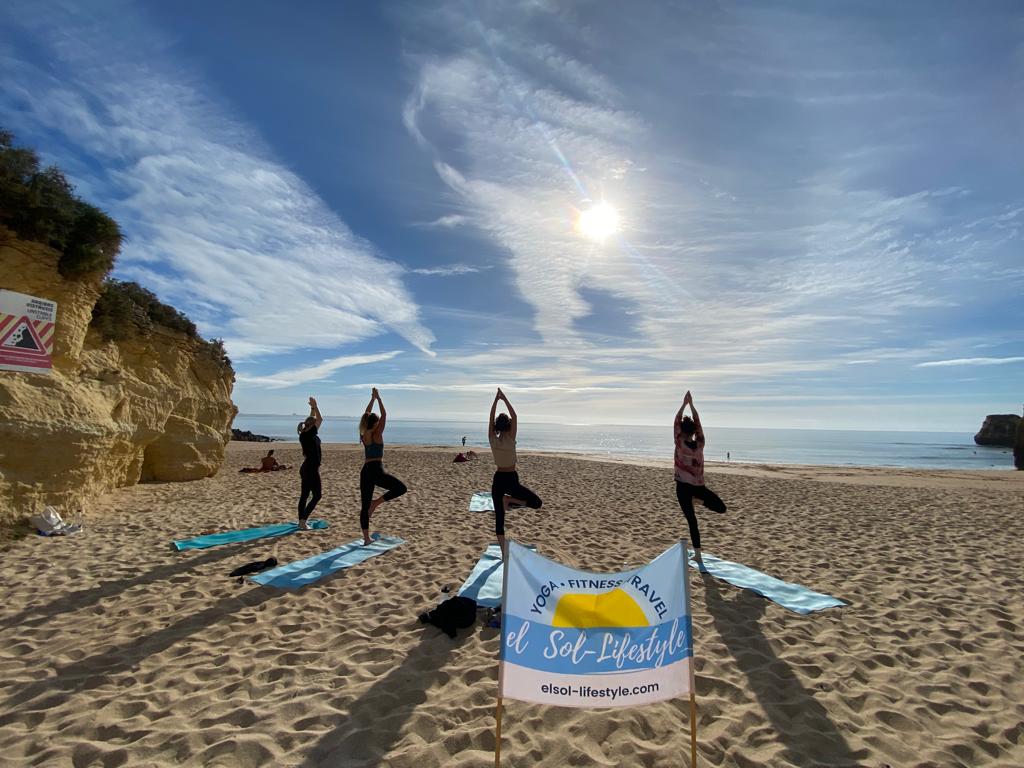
[233,415,1015,471]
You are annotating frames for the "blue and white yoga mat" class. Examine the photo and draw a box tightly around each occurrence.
[692,550,845,614]
[469,492,494,512]
[250,534,405,589]
[457,543,536,608]
[172,520,329,551]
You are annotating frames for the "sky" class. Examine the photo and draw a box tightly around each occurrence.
[1,0,1022,430]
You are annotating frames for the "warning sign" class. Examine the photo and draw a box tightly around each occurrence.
[0,289,58,374]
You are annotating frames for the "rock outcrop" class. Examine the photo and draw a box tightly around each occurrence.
[231,428,276,443]
[0,229,236,520]
[973,414,1022,447]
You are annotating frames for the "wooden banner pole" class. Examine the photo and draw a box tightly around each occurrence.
[494,697,504,767]
[689,692,698,766]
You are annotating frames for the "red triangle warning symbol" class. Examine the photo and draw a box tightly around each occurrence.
[0,316,46,353]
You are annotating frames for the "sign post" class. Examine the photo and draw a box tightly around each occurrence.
[0,289,57,374]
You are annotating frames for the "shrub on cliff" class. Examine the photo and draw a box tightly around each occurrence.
[92,280,232,371]
[0,129,122,278]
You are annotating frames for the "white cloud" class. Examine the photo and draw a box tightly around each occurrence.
[400,2,1023,398]
[411,263,489,276]
[420,214,469,228]
[2,4,435,364]
[238,351,403,389]
[916,357,1024,368]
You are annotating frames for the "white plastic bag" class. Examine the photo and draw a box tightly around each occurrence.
[29,506,82,536]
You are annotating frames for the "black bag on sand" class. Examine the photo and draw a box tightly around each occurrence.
[419,596,478,638]
[229,557,278,578]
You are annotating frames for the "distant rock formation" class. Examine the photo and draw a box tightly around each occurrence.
[974,414,1021,447]
[232,428,276,443]
[0,228,237,519]
[1015,419,1024,471]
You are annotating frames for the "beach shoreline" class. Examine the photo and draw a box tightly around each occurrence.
[2,444,1022,766]
[237,441,1024,489]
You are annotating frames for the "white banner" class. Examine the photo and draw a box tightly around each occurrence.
[499,540,693,708]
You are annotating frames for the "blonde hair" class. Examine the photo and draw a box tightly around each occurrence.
[359,412,378,437]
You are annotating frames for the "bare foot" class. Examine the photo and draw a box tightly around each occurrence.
[693,549,709,573]
[368,497,383,519]
[298,520,310,531]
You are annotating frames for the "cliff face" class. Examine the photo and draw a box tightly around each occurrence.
[974,414,1022,448]
[0,231,236,519]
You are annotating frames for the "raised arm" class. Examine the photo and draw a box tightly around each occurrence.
[688,393,705,442]
[373,388,386,434]
[488,390,500,439]
[309,397,323,428]
[499,387,518,439]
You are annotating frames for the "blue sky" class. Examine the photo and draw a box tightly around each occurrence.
[2,0,1021,430]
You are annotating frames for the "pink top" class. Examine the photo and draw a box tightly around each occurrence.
[674,421,705,485]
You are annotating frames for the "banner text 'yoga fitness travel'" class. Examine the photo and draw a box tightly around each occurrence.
[499,540,693,708]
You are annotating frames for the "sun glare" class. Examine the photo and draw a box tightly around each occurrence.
[576,201,621,242]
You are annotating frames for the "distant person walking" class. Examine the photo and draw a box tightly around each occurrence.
[462,435,467,447]
[297,397,323,529]
[489,388,542,558]
[358,388,407,545]
[674,390,727,571]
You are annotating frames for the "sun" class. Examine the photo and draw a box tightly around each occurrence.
[576,201,621,242]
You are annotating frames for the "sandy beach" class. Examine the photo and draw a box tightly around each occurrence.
[1,442,1022,767]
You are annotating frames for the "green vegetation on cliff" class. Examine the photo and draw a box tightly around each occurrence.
[1,129,231,373]
[0,130,122,278]
[92,280,231,369]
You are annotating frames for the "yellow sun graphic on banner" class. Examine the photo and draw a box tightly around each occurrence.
[552,589,649,628]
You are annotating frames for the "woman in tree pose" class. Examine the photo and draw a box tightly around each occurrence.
[674,390,727,570]
[488,388,542,558]
[297,397,323,529]
[358,388,407,545]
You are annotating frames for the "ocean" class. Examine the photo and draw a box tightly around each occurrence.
[232,415,1015,471]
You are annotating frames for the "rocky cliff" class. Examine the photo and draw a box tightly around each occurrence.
[0,229,237,520]
[973,414,1022,448]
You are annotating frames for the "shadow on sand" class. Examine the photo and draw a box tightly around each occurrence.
[297,625,470,767]
[701,573,866,767]
[0,540,268,632]
[0,587,282,719]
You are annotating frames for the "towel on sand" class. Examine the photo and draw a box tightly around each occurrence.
[172,520,328,551]
[692,549,846,614]
[251,533,405,589]
[469,492,494,512]
[457,543,536,608]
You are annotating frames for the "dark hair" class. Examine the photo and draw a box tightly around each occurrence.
[267,449,275,456]
[494,413,511,433]
[680,416,696,435]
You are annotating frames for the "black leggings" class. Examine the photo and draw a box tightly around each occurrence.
[360,461,407,530]
[491,471,542,536]
[675,481,726,550]
[298,462,322,521]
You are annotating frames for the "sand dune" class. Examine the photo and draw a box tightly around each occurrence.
[1,443,1022,767]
